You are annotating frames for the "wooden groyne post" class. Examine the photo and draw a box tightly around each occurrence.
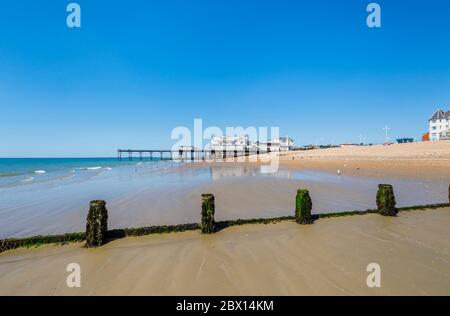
[201,194,216,234]
[295,189,313,224]
[376,184,397,216]
[85,200,108,247]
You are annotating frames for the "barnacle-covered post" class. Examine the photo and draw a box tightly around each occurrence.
[295,189,313,224]
[201,194,216,234]
[85,200,108,247]
[376,184,397,216]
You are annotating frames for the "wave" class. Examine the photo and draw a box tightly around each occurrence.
[87,166,102,170]
[78,166,102,170]
[21,177,34,182]
[104,167,112,170]
[34,170,47,174]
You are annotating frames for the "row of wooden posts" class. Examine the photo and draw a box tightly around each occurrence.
[85,184,449,248]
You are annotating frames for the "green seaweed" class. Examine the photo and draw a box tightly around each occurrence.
[295,189,314,224]
[0,232,85,253]
[200,193,216,234]
[376,184,397,216]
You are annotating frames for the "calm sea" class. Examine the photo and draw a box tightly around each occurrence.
[0,158,169,188]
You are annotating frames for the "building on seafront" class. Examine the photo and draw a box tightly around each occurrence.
[210,135,295,152]
[429,109,450,141]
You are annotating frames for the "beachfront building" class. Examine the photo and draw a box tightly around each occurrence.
[210,135,295,152]
[429,109,450,141]
[210,135,250,151]
[261,137,295,152]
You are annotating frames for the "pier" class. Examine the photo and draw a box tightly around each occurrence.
[117,149,268,161]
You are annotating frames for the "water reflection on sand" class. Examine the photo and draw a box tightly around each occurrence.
[0,163,447,238]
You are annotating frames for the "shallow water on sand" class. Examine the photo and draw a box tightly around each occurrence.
[0,162,447,238]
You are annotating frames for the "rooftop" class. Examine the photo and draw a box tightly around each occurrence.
[429,109,450,121]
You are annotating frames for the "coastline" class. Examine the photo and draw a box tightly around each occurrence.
[1,141,449,239]
[0,142,449,295]
[1,207,449,295]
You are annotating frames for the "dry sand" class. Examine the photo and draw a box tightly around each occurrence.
[1,208,449,296]
[279,141,450,180]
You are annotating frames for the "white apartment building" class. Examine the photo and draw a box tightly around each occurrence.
[429,109,450,141]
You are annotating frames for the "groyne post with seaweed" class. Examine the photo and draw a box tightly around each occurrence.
[376,184,397,216]
[201,194,216,234]
[295,189,313,224]
[85,200,108,247]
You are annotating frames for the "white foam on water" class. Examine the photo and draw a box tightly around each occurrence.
[34,170,46,174]
[21,177,34,182]
[105,167,112,170]
[87,166,102,170]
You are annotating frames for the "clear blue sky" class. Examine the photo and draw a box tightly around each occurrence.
[1,0,449,157]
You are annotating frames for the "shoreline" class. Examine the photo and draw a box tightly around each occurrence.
[1,207,449,295]
[1,142,449,239]
[1,142,450,295]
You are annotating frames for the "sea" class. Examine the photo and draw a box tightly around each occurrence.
[0,157,170,188]
[0,158,448,239]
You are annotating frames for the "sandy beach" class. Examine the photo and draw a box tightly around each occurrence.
[1,141,449,295]
[279,141,450,180]
[0,207,449,295]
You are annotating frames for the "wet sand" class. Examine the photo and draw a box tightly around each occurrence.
[0,207,449,295]
[3,163,447,239]
[2,142,449,239]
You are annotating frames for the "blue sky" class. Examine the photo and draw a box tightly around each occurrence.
[1,0,449,157]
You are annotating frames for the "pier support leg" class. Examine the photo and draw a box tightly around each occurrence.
[201,194,216,234]
[86,200,108,247]
[376,184,397,216]
[295,189,313,224]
